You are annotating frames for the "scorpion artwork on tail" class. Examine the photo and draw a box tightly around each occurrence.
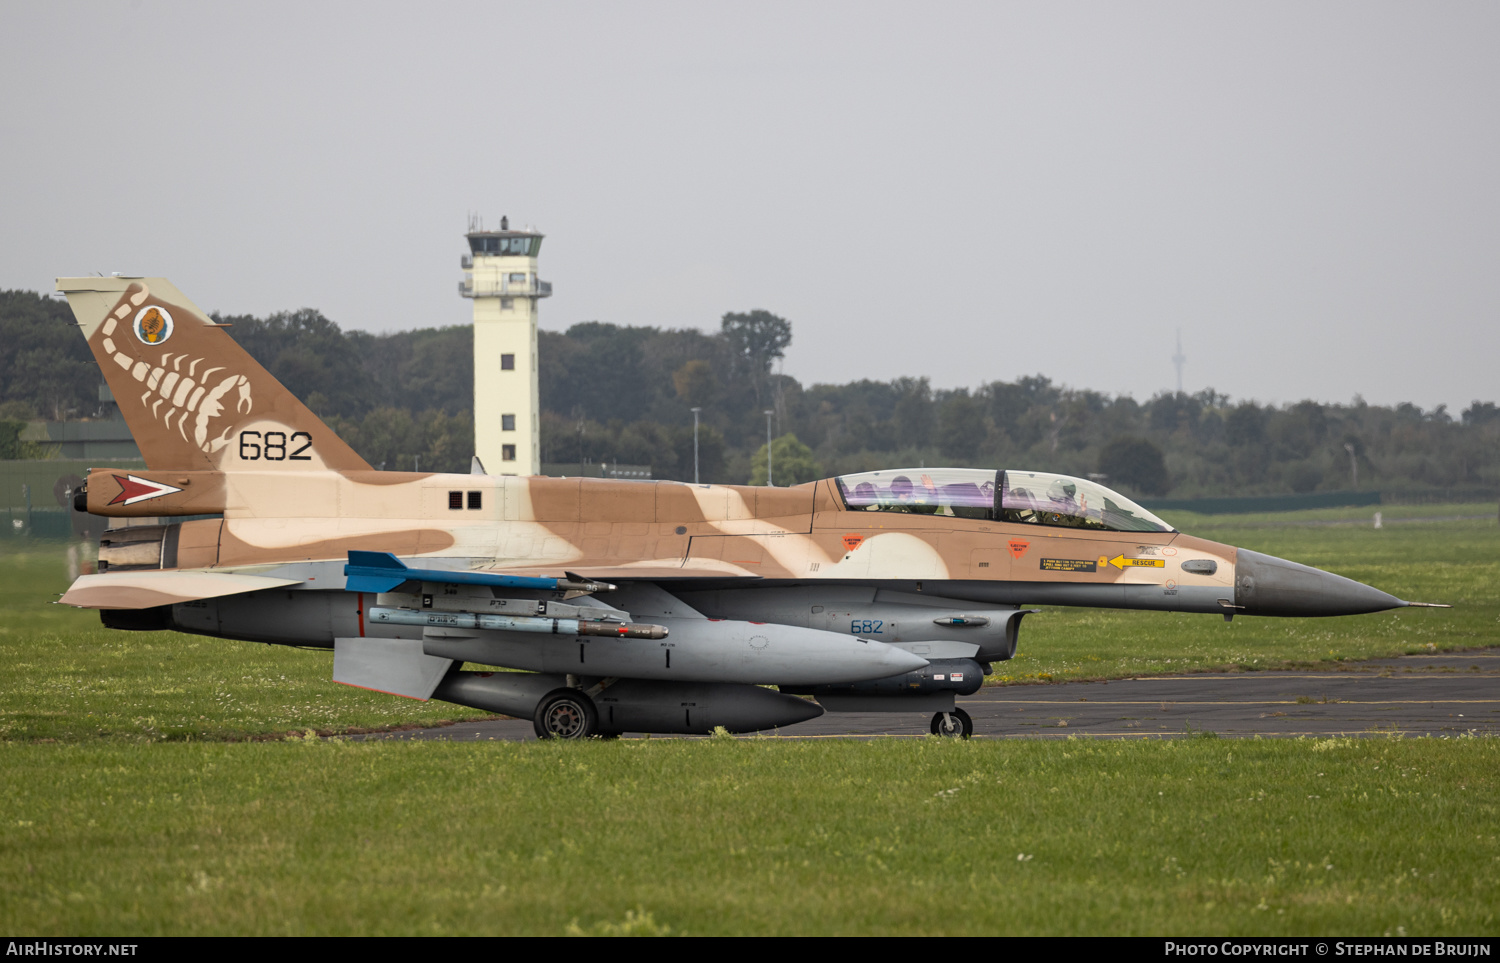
[60,276,369,473]
[95,283,254,456]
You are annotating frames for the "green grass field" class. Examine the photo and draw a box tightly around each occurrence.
[2,736,1495,935]
[1,508,1496,934]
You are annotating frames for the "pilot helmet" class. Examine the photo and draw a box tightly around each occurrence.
[1047,478,1077,501]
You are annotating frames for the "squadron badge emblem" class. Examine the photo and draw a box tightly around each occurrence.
[133,305,174,345]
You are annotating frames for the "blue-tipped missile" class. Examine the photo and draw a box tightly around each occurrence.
[344,551,615,595]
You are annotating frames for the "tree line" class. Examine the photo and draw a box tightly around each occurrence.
[2,288,1497,498]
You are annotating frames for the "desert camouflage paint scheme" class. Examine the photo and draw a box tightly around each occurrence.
[53,277,1424,738]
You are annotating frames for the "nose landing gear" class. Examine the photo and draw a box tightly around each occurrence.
[930,707,973,739]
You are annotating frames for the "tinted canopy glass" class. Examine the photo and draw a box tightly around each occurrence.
[836,469,997,519]
[1000,471,1173,533]
[835,467,1174,532]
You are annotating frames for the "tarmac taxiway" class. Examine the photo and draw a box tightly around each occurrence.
[353,648,1500,742]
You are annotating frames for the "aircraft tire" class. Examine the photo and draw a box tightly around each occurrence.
[533,688,599,740]
[930,707,973,739]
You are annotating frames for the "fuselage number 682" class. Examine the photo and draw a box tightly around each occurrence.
[238,430,313,461]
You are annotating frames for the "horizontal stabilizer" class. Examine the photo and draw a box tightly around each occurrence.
[332,637,453,701]
[343,551,615,594]
[60,571,302,609]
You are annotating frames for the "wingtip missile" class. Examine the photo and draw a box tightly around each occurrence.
[343,552,615,595]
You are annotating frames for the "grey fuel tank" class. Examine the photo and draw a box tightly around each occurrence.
[433,671,824,734]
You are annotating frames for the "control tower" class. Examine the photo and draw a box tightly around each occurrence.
[460,216,551,475]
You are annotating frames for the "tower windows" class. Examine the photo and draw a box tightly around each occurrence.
[501,354,515,371]
[502,414,516,431]
[500,298,514,310]
[502,445,517,461]
[466,234,541,256]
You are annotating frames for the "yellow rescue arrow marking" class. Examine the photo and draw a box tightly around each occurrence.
[1109,555,1165,570]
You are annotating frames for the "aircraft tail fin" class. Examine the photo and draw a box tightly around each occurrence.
[56,276,370,472]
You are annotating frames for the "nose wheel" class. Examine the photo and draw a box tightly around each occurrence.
[931,707,973,739]
[534,688,599,740]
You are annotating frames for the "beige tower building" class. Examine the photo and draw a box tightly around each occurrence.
[460,217,550,475]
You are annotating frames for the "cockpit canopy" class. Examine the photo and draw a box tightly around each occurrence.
[835,468,1174,534]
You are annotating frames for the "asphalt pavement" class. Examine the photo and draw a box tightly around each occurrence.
[352,648,1500,742]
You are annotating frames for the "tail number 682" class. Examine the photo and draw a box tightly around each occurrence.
[239,431,313,461]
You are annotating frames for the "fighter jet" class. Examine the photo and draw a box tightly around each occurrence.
[54,277,1442,739]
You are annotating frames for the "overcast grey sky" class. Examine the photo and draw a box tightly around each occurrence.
[3,1,1496,412]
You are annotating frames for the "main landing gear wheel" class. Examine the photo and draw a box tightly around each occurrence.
[533,688,599,740]
[931,707,973,739]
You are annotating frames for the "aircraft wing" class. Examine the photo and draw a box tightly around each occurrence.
[341,551,763,592]
[554,560,765,580]
[461,565,764,582]
[60,571,304,609]
[493,561,767,581]
[564,563,763,580]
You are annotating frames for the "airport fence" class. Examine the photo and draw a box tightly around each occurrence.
[1376,487,1499,505]
[1138,491,1383,515]
[1140,489,1499,516]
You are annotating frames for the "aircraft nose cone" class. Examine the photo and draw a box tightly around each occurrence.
[1234,548,1406,617]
